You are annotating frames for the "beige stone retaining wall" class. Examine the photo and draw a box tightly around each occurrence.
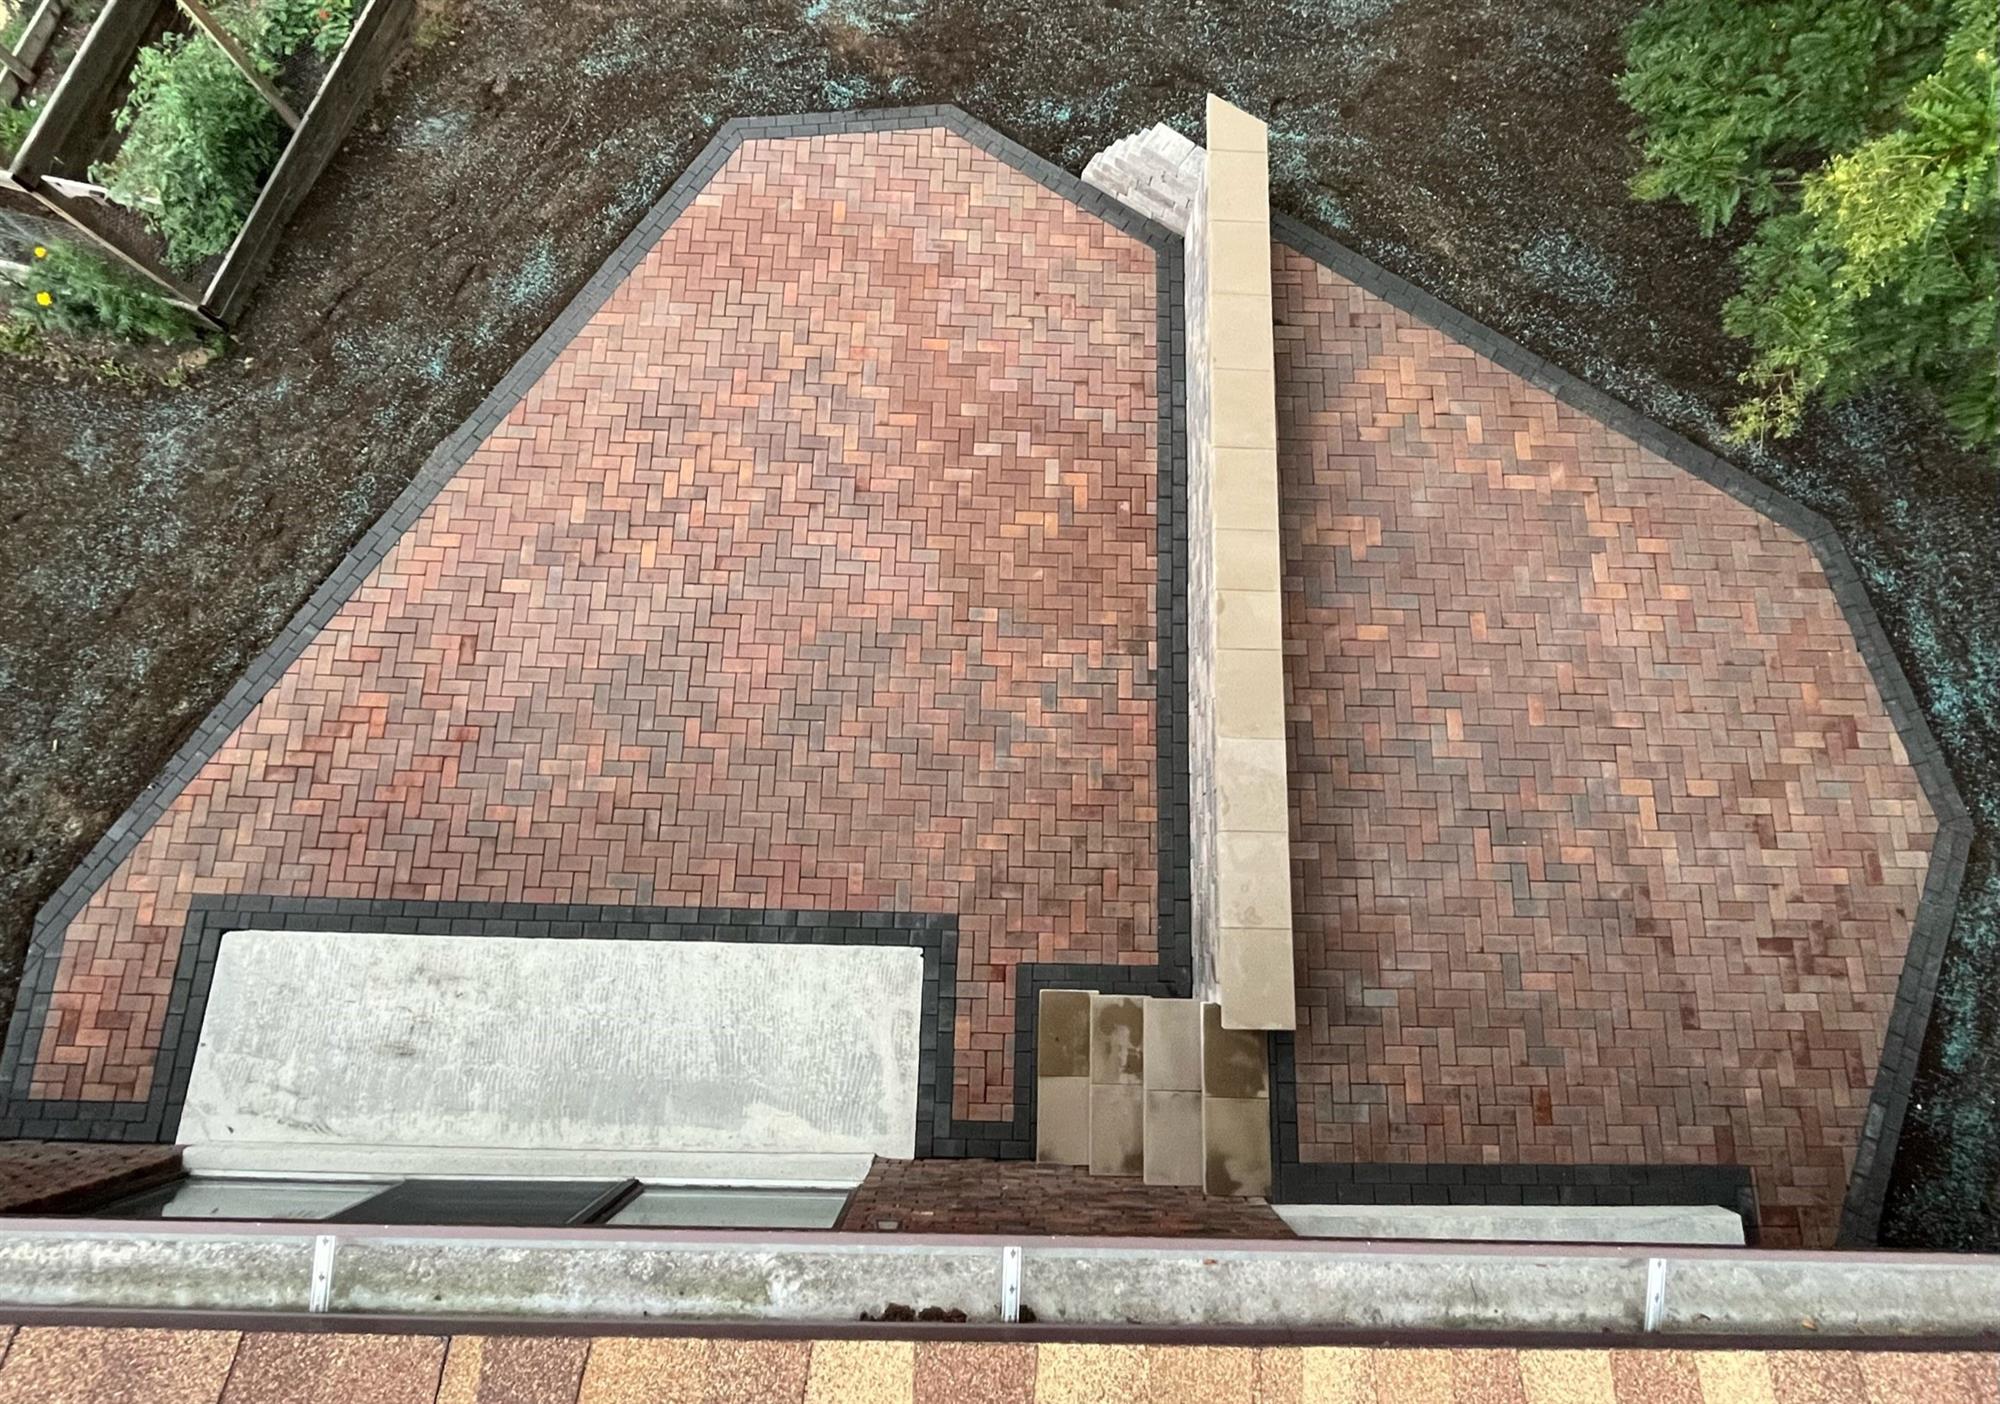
[1186,97,1295,1031]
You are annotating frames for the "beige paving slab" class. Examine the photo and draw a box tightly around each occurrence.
[1038,1344,1147,1404]
[1216,738,1289,834]
[1143,1089,1204,1187]
[1207,96,1271,154]
[1203,1003,1271,1098]
[1216,527,1282,592]
[805,1340,914,1404]
[1089,994,1145,1085]
[1216,648,1287,739]
[577,1338,707,1404]
[1218,589,1283,650]
[1089,1084,1145,1177]
[1517,1350,1615,1404]
[1203,1095,1273,1197]
[1035,1077,1091,1167]
[1142,999,1203,1091]
[1037,990,1093,1080]
[1220,927,1298,1030]
[1213,445,1280,528]
[1218,831,1293,929]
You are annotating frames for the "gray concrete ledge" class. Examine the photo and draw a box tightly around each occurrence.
[0,1222,1993,1339]
[1276,1204,1746,1246]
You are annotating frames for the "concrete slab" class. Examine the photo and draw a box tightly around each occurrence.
[1037,991,1093,1080]
[178,932,925,1169]
[1089,1085,1144,1178]
[1202,1096,1272,1198]
[1034,1078,1092,1168]
[1089,995,1145,1086]
[1142,1090,1203,1188]
[1141,1000,1202,1092]
[1276,1204,1747,1246]
[178,1146,877,1184]
[3,1226,1998,1336]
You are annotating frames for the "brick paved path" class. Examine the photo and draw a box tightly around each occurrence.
[27,129,1164,1125]
[1273,249,1938,1246]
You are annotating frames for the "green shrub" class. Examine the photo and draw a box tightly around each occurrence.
[12,238,200,343]
[92,27,286,270]
[88,1,360,272]
[256,0,356,60]
[1620,0,1999,447]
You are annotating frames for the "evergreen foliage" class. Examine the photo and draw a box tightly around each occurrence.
[1621,0,1998,446]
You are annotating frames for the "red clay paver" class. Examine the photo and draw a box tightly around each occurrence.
[1273,248,1937,1247]
[29,129,1163,1126]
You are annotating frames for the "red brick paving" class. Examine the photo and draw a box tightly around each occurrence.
[26,122,1941,1249]
[29,129,1163,1124]
[1273,248,1937,1247]
[835,1157,1293,1238]
[0,1142,180,1214]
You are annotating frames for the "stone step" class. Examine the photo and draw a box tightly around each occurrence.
[1088,993,1145,1177]
[1142,997,1202,1187]
[1201,1001,1272,1198]
[1033,990,1271,1199]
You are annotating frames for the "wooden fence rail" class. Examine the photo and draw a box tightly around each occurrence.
[0,0,63,106]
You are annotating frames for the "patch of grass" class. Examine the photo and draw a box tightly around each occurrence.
[0,311,43,358]
[0,98,37,160]
[412,0,460,50]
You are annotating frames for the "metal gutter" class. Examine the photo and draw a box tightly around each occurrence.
[0,1219,1993,1341]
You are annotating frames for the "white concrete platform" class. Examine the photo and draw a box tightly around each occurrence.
[178,932,925,1178]
[1276,1203,1747,1246]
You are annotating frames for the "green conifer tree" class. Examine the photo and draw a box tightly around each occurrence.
[1620,0,1998,447]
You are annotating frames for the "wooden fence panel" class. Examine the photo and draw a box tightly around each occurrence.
[202,0,410,322]
[0,0,63,106]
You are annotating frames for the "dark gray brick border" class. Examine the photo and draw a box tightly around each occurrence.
[1266,214,1972,1248]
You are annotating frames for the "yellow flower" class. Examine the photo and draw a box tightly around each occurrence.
[35,291,52,306]
[32,246,47,259]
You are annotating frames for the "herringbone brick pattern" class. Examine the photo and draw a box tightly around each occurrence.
[29,130,1163,1124]
[1274,249,1937,1247]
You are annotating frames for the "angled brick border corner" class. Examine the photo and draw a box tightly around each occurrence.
[1265,213,1973,1248]
[0,106,1196,1156]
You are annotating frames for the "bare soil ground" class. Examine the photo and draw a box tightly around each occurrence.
[1,0,1994,1246]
